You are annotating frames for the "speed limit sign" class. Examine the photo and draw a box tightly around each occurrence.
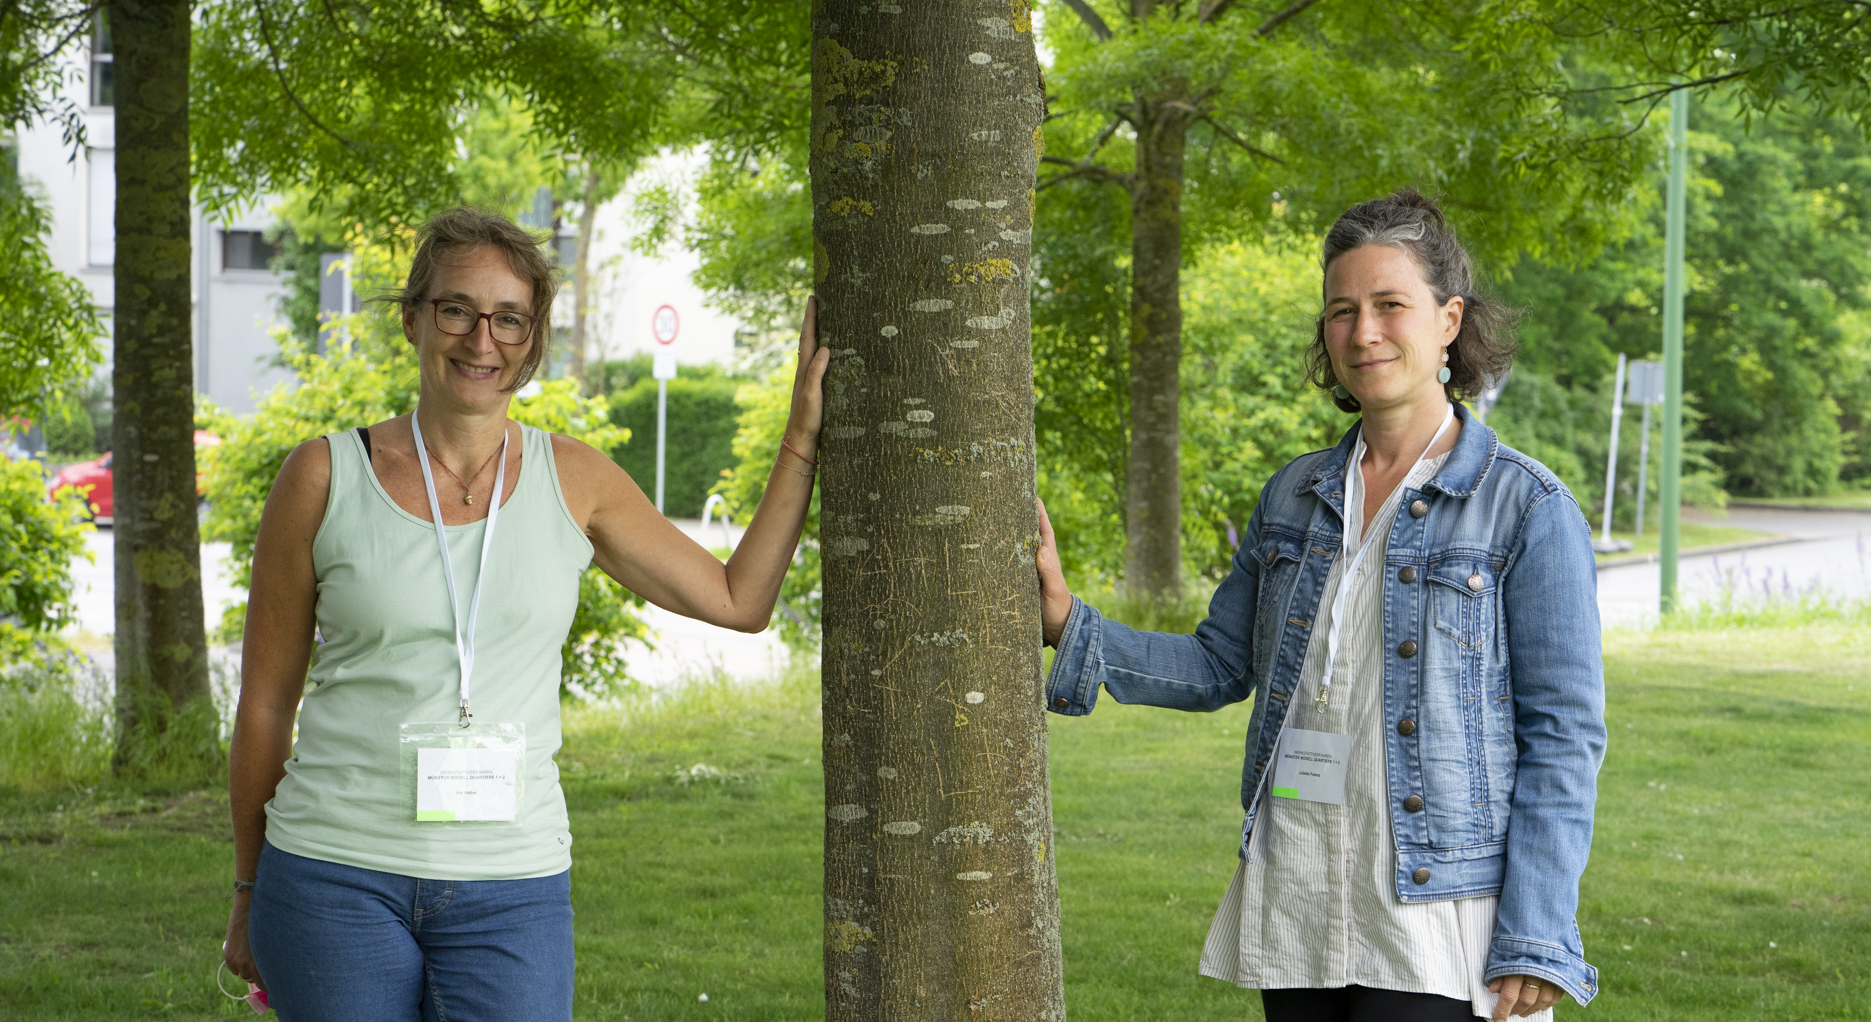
[652,305,680,345]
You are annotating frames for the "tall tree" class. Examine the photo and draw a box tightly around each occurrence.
[1040,0,1654,598]
[811,3,1064,1018]
[109,0,216,776]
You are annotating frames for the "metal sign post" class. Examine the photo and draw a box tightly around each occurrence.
[1595,354,1631,553]
[1659,90,1690,614]
[651,305,679,514]
[1625,360,1667,539]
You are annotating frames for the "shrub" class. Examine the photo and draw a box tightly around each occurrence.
[0,456,92,657]
[605,374,743,519]
[712,368,819,651]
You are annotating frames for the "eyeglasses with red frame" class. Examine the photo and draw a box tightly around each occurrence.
[428,298,536,346]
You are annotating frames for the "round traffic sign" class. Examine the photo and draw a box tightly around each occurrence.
[652,305,680,345]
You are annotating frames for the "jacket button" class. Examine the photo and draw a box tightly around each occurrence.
[1398,566,1417,583]
[1413,867,1431,885]
[1398,640,1418,659]
[1409,499,1429,518]
[1467,572,1484,592]
[1396,718,1416,736]
[1403,794,1424,813]
[1052,697,1069,709]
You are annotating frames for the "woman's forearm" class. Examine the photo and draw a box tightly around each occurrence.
[718,440,816,631]
[229,703,295,880]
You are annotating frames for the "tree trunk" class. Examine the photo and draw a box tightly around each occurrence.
[571,164,600,384]
[110,0,216,778]
[810,4,1064,1020]
[1122,94,1193,602]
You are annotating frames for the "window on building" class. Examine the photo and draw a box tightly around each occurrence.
[87,148,114,266]
[222,230,280,271]
[90,12,113,107]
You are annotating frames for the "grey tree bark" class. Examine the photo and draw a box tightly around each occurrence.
[109,0,216,777]
[810,3,1065,1019]
[1122,90,1195,602]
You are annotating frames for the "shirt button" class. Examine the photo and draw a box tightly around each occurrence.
[1403,794,1424,813]
[1467,572,1484,592]
[1396,718,1416,736]
[1398,566,1417,583]
[1051,697,1069,709]
[1413,867,1432,885]
[1398,639,1418,658]
[1409,499,1429,518]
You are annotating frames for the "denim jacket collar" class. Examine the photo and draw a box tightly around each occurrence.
[1299,402,1498,512]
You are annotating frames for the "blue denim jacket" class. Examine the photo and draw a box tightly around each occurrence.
[1047,403,1606,1004]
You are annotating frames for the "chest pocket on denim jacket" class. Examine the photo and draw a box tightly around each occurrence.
[1428,561,1498,650]
[1253,533,1307,651]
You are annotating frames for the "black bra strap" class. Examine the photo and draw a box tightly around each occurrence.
[356,426,372,461]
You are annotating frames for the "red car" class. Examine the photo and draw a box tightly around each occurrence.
[48,430,222,524]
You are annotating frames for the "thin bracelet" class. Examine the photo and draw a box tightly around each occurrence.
[776,460,815,479]
[233,879,256,892]
[780,437,817,467]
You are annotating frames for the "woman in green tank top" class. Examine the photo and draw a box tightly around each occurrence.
[219,208,828,1021]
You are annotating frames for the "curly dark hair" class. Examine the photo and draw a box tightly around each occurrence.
[379,206,559,393]
[1306,188,1518,413]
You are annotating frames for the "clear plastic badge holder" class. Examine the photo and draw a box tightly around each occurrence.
[401,408,525,828]
[400,722,525,825]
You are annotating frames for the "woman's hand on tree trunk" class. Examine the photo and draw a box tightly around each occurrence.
[1036,498,1072,647]
[783,296,832,460]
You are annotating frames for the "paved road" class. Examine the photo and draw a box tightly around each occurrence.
[1596,505,1871,627]
[67,517,789,693]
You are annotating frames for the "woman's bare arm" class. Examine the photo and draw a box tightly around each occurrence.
[563,299,829,632]
[223,439,328,989]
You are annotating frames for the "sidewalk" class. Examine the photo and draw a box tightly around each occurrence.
[1596,506,1871,627]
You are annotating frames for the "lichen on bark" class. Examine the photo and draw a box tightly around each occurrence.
[811,3,1064,1019]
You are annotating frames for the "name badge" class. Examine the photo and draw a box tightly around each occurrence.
[416,746,520,822]
[1270,727,1350,805]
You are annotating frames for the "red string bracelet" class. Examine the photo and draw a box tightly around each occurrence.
[781,437,818,468]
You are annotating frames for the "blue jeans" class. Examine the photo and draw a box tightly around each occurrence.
[248,841,573,1022]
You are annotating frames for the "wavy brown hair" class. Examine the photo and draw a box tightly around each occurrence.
[1306,188,1518,413]
[384,206,558,393]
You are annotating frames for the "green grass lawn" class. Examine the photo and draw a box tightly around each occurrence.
[3,625,1867,1020]
[1594,522,1774,563]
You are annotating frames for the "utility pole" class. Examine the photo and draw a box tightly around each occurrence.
[1659,89,1689,614]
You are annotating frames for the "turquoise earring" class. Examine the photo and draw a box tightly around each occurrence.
[1437,350,1452,385]
[1332,384,1351,401]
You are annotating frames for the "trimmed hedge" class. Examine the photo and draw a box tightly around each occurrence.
[607,375,742,519]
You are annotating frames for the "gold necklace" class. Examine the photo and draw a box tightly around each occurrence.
[424,434,504,505]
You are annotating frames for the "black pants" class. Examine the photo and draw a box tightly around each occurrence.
[1261,985,1482,1022]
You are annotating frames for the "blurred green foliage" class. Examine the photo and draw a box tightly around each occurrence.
[596,355,746,519]
[0,457,91,668]
[1496,95,1871,503]
[0,182,103,423]
[712,367,819,651]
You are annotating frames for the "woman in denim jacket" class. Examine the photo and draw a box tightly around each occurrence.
[1036,190,1605,1022]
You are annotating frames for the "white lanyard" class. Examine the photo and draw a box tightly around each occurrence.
[410,407,509,727]
[1316,403,1453,710]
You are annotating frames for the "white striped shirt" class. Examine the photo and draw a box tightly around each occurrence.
[1198,449,1552,1020]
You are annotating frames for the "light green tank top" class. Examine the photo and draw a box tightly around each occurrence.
[265,423,593,880]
